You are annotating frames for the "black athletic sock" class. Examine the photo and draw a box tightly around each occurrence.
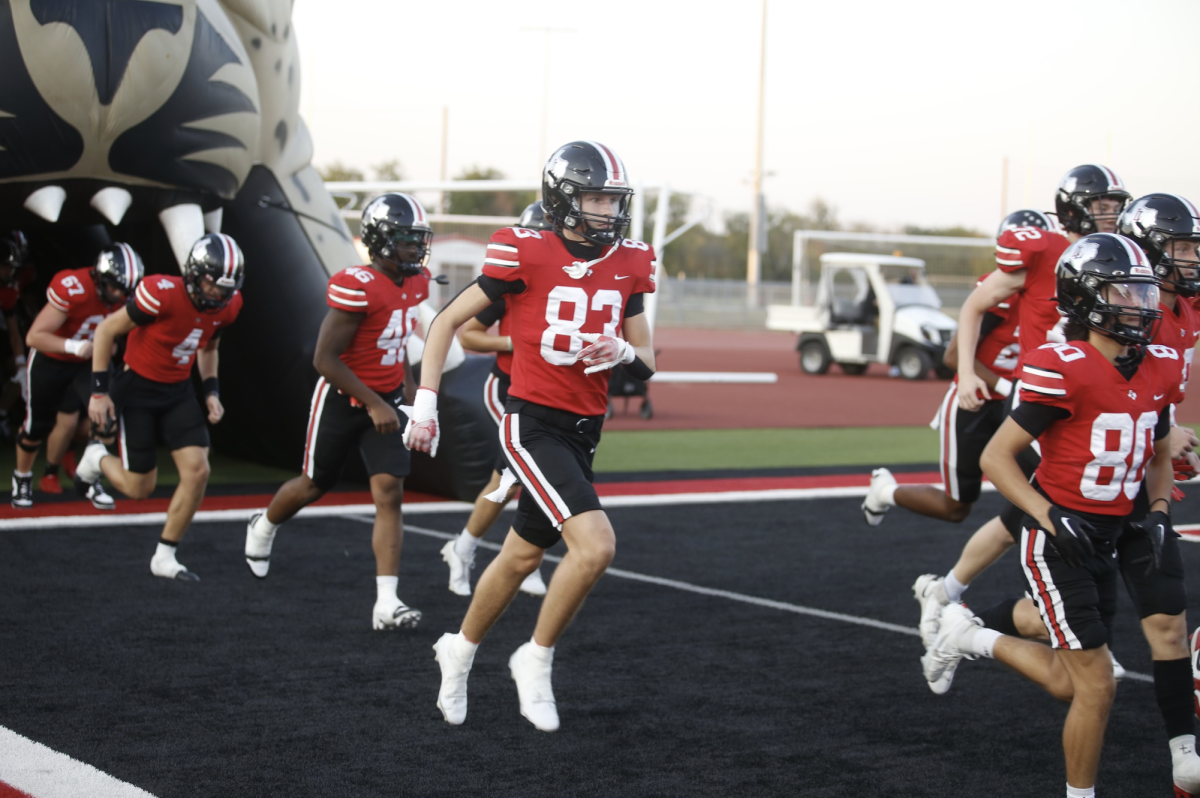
[1154,657,1195,739]
[976,598,1021,637]
[159,537,177,548]
[43,462,59,477]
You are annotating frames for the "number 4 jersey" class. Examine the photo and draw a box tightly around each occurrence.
[481,227,656,416]
[1019,341,1184,516]
[127,275,243,384]
[325,264,429,393]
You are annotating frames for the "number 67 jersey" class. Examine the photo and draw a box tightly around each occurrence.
[1019,341,1185,516]
[481,227,657,417]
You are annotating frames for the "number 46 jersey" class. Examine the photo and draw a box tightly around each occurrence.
[326,264,429,393]
[1019,341,1184,517]
[127,275,242,384]
[481,227,656,417]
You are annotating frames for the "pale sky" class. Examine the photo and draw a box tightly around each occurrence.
[293,0,1200,234]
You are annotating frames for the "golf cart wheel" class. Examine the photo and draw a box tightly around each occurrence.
[799,340,832,375]
[839,362,868,376]
[640,399,654,420]
[896,346,933,380]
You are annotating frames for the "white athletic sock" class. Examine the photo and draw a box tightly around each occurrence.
[376,575,399,604]
[944,569,968,603]
[965,628,1001,659]
[455,631,480,659]
[1065,783,1094,797]
[529,637,555,660]
[14,470,31,478]
[153,541,178,564]
[881,483,898,507]
[254,514,280,535]
[454,529,479,559]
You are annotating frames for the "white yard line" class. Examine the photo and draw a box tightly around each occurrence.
[0,726,156,798]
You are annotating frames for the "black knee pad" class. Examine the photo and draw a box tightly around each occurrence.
[16,432,40,452]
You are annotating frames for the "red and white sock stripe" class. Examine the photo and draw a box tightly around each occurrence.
[501,413,570,529]
[1020,527,1080,649]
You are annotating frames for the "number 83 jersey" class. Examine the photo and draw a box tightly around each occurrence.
[482,227,657,416]
[127,275,242,383]
[1019,340,1185,516]
[326,264,428,393]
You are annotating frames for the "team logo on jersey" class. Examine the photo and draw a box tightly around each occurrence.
[1128,390,1137,400]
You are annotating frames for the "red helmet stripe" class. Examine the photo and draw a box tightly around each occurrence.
[586,141,620,182]
[220,234,234,282]
[1111,232,1149,267]
[401,194,426,226]
[1168,193,1200,230]
[1092,164,1123,190]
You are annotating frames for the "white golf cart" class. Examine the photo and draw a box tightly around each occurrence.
[766,253,957,380]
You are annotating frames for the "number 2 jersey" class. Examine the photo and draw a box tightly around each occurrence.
[480,227,656,417]
[42,268,121,362]
[995,226,1071,368]
[325,264,429,393]
[127,276,242,384]
[1018,341,1184,517]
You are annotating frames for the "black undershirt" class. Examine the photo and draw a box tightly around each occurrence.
[1011,402,1171,443]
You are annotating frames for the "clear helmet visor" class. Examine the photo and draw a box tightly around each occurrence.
[1102,280,1159,311]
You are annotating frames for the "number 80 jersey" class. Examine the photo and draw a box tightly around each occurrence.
[482,227,656,416]
[1019,341,1184,517]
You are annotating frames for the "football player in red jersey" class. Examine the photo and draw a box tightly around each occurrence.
[410,141,656,732]
[911,168,1138,645]
[0,233,35,415]
[244,193,430,630]
[442,201,552,599]
[923,234,1180,797]
[11,245,142,510]
[81,234,244,581]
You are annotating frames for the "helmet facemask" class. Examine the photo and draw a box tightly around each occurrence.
[369,222,432,276]
[557,185,632,246]
[1081,278,1161,346]
[1157,237,1200,298]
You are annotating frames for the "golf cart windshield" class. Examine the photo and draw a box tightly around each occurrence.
[880,264,940,309]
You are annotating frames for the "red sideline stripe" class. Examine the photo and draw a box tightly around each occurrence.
[0,781,34,798]
[0,471,952,521]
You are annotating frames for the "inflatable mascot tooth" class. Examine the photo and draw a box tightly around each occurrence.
[0,1,495,499]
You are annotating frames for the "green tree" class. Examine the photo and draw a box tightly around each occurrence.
[317,161,364,182]
[446,166,536,217]
[372,160,405,181]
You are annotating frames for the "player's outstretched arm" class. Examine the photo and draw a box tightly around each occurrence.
[956,270,1023,410]
[314,308,399,434]
[981,417,1051,529]
[89,308,138,428]
[26,304,89,359]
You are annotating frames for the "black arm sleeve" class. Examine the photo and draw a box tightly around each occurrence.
[1010,402,1071,439]
[474,297,507,327]
[125,296,155,326]
[1155,406,1172,442]
[477,275,526,301]
[623,293,645,319]
[625,355,654,381]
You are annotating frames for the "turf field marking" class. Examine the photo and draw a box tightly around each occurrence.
[377,519,1154,684]
[0,726,156,798]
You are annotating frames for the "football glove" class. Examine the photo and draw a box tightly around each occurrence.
[401,387,440,457]
[10,368,27,403]
[1129,510,1175,573]
[575,333,635,375]
[1173,455,1198,483]
[1046,505,1096,568]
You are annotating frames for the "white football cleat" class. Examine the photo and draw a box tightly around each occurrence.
[150,553,200,581]
[85,481,115,510]
[862,467,896,526]
[372,599,421,630]
[519,568,548,597]
[74,442,109,486]
[1109,651,1126,681]
[1191,628,1200,719]
[10,473,32,509]
[440,540,474,596]
[509,641,559,732]
[1173,734,1200,796]
[433,632,475,725]
[912,574,950,649]
[921,603,981,695]
[245,512,276,579]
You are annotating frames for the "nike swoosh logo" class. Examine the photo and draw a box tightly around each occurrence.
[1155,394,1165,400]
[614,275,630,280]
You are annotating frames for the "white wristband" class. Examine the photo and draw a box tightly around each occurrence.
[412,387,438,421]
[620,339,636,364]
[64,339,84,357]
[993,377,1013,397]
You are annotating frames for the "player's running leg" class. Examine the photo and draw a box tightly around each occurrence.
[368,473,420,630]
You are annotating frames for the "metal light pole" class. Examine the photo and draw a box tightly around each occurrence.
[747,0,767,306]
[522,27,574,171]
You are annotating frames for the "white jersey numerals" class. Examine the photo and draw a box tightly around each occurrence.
[72,314,105,343]
[377,306,420,365]
[344,267,375,284]
[1009,226,1043,242]
[1080,411,1159,501]
[61,276,86,296]
[540,286,623,366]
[172,328,203,366]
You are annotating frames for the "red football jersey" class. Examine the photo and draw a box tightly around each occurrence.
[0,265,35,313]
[995,226,1071,368]
[325,264,429,393]
[127,275,242,384]
[41,268,121,362]
[481,228,657,416]
[1153,298,1200,402]
[1019,341,1183,516]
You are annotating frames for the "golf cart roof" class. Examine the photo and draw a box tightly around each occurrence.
[819,252,927,269]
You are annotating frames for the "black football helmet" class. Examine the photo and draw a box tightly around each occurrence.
[360,193,432,276]
[1056,233,1161,346]
[518,201,553,231]
[1116,193,1200,298]
[184,233,244,312]
[0,237,20,287]
[93,242,144,303]
[996,209,1054,238]
[1055,164,1132,235]
[542,141,633,246]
